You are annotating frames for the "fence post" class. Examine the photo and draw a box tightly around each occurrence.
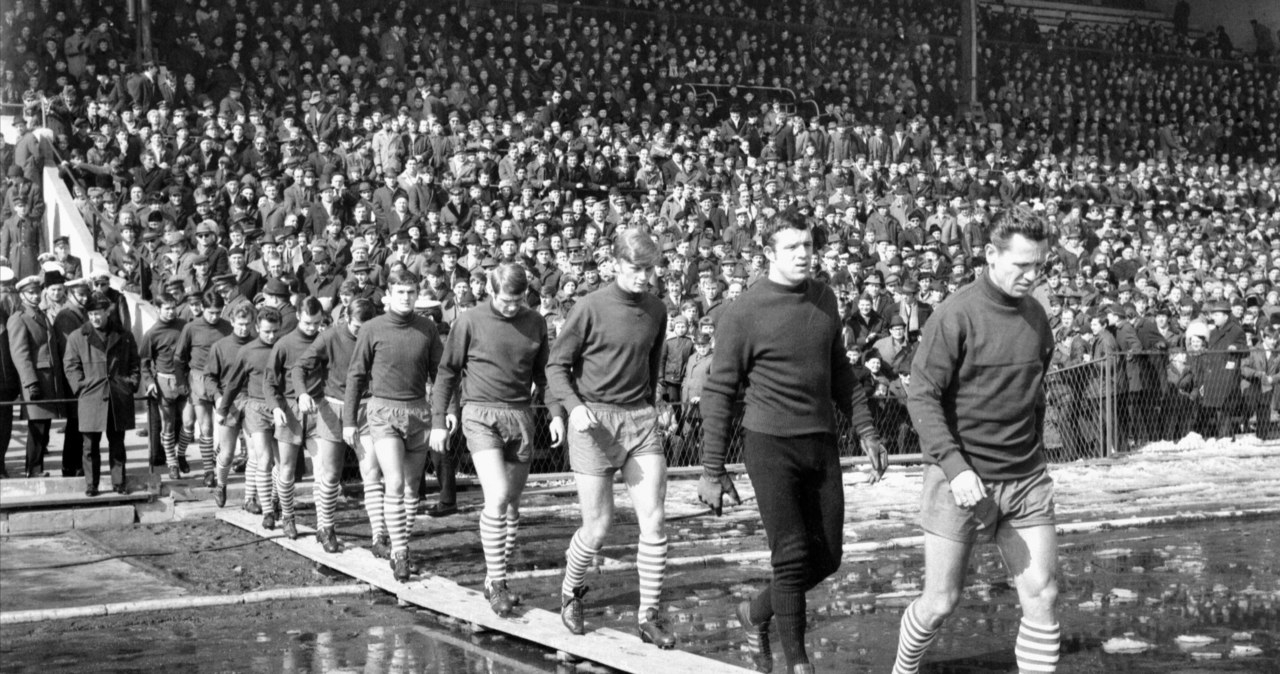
[1104,355,1116,458]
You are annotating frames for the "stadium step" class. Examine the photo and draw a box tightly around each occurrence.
[0,474,162,535]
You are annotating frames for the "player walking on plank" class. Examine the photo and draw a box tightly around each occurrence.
[698,211,888,674]
[264,297,324,540]
[204,303,256,508]
[430,263,566,616]
[218,308,284,528]
[895,206,1059,674]
[345,270,443,582]
[175,291,232,487]
[140,293,191,479]
[546,230,675,648]
[298,298,380,554]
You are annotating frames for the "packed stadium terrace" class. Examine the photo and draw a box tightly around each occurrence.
[2,1,1279,442]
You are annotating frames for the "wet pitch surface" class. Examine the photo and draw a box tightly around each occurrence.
[2,516,1275,673]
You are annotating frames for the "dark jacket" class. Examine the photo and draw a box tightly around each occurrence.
[62,322,140,433]
[6,303,65,419]
[1197,319,1248,408]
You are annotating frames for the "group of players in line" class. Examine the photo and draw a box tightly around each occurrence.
[131,212,1062,674]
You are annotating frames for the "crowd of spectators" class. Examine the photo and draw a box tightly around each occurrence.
[2,0,1278,462]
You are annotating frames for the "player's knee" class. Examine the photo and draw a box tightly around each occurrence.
[634,509,666,538]
[1021,576,1059,612]
[578,518,612,548]
[919,587,963,623]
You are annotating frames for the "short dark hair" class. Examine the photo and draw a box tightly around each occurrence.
[257,307,282,325]
[759,210,811,249]
[988,206,1050,251]
[348,298,377,321]
[387,269,419,288]
[230,304,256,321]
[299,296,324,317]
[201,291,226,310]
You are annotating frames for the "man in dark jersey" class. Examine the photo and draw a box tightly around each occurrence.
[345,269,443,582]
[175,291,232,486]
[546,230,675,648]
[140,293,190,479]
[204,303,256,509]
[264,297,324,540]
[298,298,380,554]
[699,211,888,674]
[894,206,1059,674]
[430,263,565,617]
[218,308,285,530]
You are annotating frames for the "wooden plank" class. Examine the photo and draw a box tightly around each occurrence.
[216,509,747,674]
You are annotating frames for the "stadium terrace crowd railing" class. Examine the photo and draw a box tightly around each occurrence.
[3,350,1256,480]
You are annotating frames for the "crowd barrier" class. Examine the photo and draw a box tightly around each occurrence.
[4,350,1259,478]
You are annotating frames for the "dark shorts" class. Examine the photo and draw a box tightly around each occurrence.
[242,400,274,435]
[275,401,320,446]
[921,464,1056,544]
[568,403,662,477]
[317,397,367,443]
[462,403,536,464]
[366,397,431,450]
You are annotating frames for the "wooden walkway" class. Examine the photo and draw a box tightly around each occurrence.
[216,509,748,673]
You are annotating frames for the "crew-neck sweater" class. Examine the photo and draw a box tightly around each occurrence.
[265,328,318,412]
[140,318,186,387]
[218,336,275,418]
[297,324,357,400]
[546,282,667,411]
[204,333,253,404]
[907,270,1053,482]
[175,317,233,381]
[344,310,442,427]
[431,301,563,428]
[699,277,873,474]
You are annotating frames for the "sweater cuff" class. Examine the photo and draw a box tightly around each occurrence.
[938,451,973,483]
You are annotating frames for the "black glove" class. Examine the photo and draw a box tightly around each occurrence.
[25,385,42,401]
[861,432,889,481]
[697,472,742,516]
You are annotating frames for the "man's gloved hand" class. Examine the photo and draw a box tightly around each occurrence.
[697,472,742,516]
[861,432,889,482]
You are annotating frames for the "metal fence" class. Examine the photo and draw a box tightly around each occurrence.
[5,350,1264,480]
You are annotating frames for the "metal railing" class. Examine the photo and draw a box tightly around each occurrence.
[5,350,1257,481]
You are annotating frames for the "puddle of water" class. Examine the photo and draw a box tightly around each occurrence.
[0,608,555,673]
[653,517,1280,672]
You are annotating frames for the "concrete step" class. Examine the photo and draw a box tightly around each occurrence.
[1,491,152,511]
[1,473,161,503]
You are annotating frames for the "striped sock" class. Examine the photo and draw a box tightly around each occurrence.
[561,529,600,598]
[163,430,177,467]
[1015,618,1060,673]
[892,600,940,674]
[254,459,273,513]
[177,428,192,459]
[504,513,520,564]
[636,536,668,619]
[243,452,259,504]
[479,511,508,584]
[199,436,215,473]
[364,481,386,537]
[404,494,417,539]
[277,472,296,521]
[384,491,408,556]
[315,478,339,529]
